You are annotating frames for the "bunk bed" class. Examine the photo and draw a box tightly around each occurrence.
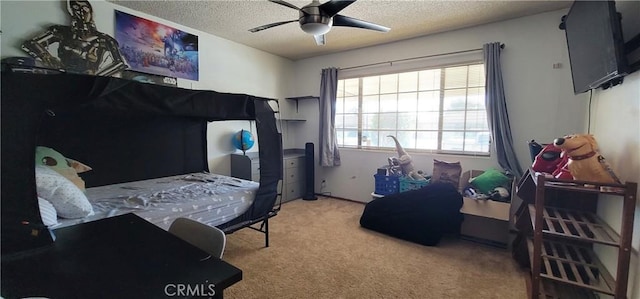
[1,69,283,255]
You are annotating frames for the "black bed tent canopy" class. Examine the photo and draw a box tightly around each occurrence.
[1,70,284,255]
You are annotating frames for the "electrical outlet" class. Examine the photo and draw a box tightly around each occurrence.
[321,179,327,189]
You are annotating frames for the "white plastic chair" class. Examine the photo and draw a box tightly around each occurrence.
[168,218,227,259]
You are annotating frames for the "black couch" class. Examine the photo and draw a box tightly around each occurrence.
[360,182,463,246]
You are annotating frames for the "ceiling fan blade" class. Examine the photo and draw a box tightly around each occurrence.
[319,0,356,17]
[314,34,326,46]
[332,14,390,32]
[268,0,300,11]
[248,20,298,33]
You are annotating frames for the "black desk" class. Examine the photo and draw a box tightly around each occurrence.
[1,213,242,298]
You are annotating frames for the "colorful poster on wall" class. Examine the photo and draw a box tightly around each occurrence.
[115,10,199,81]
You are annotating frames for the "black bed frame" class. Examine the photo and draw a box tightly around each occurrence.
[1,68,284,255]
[221,200,282,248]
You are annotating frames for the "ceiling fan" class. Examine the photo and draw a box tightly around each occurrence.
[248,0,390,45]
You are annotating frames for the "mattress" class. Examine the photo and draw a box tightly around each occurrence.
[53,172,258,230]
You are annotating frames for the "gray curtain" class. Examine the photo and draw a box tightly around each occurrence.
[483,42,523,177]
[319,67,341,167]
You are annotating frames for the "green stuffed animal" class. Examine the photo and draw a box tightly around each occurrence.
[35,146,91,191]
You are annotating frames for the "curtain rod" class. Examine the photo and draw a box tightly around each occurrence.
[339,43,504,71]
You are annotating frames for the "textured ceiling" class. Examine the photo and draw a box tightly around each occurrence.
[110,0,572,61]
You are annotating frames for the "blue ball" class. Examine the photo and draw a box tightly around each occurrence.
[232,130,255,151]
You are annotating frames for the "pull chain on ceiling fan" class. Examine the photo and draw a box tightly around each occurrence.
[248,0,390,45]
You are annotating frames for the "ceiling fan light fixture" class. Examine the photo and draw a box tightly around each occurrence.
[300,22,331,35]
[251,0,389,45]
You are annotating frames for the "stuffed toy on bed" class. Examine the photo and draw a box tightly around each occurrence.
[35,146,92,191]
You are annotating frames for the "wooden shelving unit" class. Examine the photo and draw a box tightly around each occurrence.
[536,279,598,299]
[527,238,615,295]
[527,205,620,246]
[514,169,636,299]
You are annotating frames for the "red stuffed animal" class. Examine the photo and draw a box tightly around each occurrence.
[531,143,572,180]
[531,143,563,174]
[551,152,572,180]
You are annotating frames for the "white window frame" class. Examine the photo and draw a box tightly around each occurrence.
[335,52,490,156]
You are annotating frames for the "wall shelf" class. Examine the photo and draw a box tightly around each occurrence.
[279,119,306,122]
[285,96,318,113]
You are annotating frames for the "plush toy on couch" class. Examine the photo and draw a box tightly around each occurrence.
[553,134,621,184]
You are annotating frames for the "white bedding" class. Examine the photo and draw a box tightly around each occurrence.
[53,172,258,230]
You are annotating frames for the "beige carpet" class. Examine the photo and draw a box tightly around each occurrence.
[223,197,527,299]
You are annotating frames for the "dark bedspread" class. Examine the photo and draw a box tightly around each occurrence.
[359,182,463,246]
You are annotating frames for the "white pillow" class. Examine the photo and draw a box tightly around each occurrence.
[38,197,59,227]
[35,165,93,219]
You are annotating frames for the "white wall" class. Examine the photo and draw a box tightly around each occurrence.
[0,0,296,175]
[590,1,640,298]
[592,71,640,299]
[291,9,587,202]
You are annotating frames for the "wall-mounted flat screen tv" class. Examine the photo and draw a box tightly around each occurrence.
[562,0,629,94]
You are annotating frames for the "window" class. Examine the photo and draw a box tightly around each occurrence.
[335,62,490,155]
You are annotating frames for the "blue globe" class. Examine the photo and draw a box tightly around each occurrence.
[232,130,255,152]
